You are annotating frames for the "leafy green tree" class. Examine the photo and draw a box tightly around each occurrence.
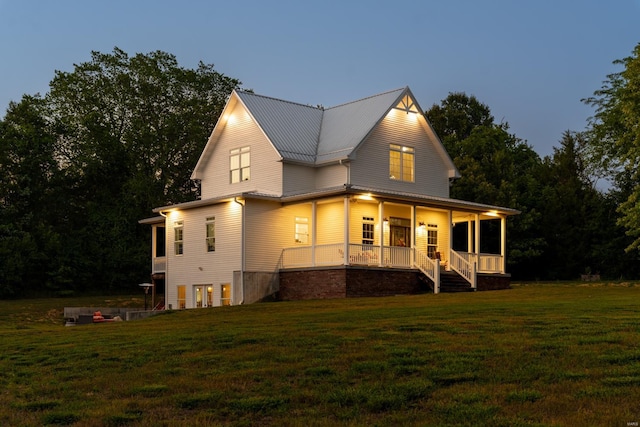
[583,42,640,253]
[43,47,241,292]
[426,93,546,279]
[538,131,605,279]
[0,95,62,297]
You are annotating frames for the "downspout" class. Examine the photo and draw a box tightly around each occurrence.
[234,197,245,305]
[339,158,350,185]
[158,210,168,309]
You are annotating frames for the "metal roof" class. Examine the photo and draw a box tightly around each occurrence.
[234,88,407,165]
[236,91,323,164]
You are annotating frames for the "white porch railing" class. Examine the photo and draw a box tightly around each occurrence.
[478,253,503,273]
[153,256,166,273]
[450,250,477,289]
[414,249,440,294]
[280,243,344,268]
[381,245,412,268]
[451,252,503,274]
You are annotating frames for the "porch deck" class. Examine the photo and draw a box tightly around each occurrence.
[280,243,507,294]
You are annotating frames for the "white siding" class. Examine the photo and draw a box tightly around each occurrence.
[244,200,312,271]
[200,103,283,199]
[316,200,344,245]
[315,163,348,189]
[349,109,450,197]
[165,202,242,309]
[283,164,315,194]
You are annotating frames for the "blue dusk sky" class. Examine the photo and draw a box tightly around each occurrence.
[1,0,639,157]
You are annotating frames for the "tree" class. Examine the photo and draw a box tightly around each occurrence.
[426,93,546,279]
[43,47,242,293]
[583,42,640,253]
[0,95,63,297]
[426,92,494,153]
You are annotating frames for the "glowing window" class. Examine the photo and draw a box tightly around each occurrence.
[206,217,215,252]
[174,221,183,255]
[230,146,250,183]
[389,144,414,182]
[295,217,309,244]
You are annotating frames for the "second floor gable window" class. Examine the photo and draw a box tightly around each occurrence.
[230,146,250,183]
[389,144,414,182]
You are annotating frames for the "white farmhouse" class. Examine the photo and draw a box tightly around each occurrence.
[140,87,519,309]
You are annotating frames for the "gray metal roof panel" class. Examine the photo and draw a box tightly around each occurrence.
[236,91,322,163]
[317,88,406,162]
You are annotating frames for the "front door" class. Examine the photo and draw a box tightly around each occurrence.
[390,217,411,247]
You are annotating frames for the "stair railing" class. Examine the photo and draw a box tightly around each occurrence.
[414,249,440,294]
[449,250,477,290]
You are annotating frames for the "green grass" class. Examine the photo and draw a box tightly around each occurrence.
[1,282,640,426]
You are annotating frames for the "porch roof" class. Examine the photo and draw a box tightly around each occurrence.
[152,185,519,217]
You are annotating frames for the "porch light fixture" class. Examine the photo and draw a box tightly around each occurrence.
[418,221,426,228]
[484,211,499,217]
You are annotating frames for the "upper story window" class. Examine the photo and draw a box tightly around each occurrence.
[206,217,215,252]
[230,146,250,183]
[174,221,184,255]
[389,144,414,182]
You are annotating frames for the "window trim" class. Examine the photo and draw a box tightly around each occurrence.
[389,144,415,182]
[230,146,251,183]
[174,221,184,256]
[362,216,375,245]
[206,216,215,252]
[295,216,309,244]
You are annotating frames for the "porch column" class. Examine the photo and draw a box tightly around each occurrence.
[343,196,350,265]
[447,210,453,271]
[501,215,506,274]
[475,213,481,266]
[411,205,416,264]
[378,201,384,265]
[311,201,317,267]
[467,219,473,253]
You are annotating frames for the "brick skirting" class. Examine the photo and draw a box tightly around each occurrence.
[278,267,511,300]
[279,267,423,301]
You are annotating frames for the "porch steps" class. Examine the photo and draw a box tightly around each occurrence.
[439,271,474,293]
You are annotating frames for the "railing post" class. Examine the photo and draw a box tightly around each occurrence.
[471,261,477,290]
[434,259,440,294]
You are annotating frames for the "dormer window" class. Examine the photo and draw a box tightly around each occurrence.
[389,144,414,182]
[230,146,250,183]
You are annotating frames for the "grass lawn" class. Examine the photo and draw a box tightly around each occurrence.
[1,282,639,426]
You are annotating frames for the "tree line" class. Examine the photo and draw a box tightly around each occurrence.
[1,45,639,298]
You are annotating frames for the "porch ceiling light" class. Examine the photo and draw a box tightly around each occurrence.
[484,210,499,217]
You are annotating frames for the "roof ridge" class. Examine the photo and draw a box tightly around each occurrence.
[236,90,323,111]
[325,87,406,110]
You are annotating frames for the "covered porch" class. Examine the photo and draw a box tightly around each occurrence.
[278,193,516,294]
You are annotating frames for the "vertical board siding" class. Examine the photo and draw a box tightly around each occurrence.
[165,202,241,308]
[200,103,283,200]
[350,109,450,197]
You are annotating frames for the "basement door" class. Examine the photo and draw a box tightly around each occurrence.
[193,285,213,308]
